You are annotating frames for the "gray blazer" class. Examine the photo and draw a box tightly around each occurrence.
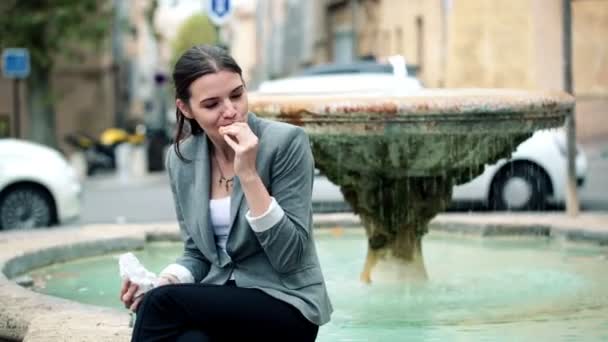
[165,113,333,326]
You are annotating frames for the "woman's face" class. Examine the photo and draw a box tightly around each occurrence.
[178,70,248,140]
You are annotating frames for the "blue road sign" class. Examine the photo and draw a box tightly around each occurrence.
[207,0,233,26]
[2,48,30,79]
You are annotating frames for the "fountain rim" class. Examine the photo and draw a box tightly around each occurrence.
[248,89,574,118]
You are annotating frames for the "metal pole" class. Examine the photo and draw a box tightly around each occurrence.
[216,24,221,45]
[563,0,579,216]
[13,78,20,138]
[112,0,125,129]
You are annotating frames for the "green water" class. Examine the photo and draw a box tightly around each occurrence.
[27,230,608,341]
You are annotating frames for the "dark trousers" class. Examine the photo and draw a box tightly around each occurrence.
[131,281,319,342]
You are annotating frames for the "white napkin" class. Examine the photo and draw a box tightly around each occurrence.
[119,252,159,298]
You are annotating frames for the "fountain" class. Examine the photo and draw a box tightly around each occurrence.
[4,88,603,342]
[249,89,570,283]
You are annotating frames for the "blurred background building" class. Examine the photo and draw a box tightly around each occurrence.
[0,0,162,154]
[238,0,607,141]
[0,0,606,154]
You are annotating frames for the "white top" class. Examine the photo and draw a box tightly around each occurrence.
[209,196,231,253]
[160,197,285,284]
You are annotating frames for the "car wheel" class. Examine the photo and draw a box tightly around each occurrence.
[490,163,550,211]
[0,185,54,230]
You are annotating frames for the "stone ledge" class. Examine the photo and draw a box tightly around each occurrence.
[552,228,608,245]
[429,222,552,237]
[0,224,178,342]
[430,212,608,244]
[3,238,144,279]
[314,212,608,244]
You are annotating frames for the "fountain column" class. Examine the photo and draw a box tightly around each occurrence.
[348,177,452,283]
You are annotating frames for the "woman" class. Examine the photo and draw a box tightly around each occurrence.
[120,45,332,341]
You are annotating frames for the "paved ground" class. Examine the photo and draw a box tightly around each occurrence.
[77,139,608,225]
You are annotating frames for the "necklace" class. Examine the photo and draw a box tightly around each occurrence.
[213,153,234,192]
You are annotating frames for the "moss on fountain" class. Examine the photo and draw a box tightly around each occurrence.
[309,133,531,178]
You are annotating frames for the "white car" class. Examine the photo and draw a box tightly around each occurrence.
[257,63,588,211]
[0,139,82,229]
[451,128,587,210]
[258,61,423,96]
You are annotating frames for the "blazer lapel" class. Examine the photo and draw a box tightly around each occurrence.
[228,179,244,231]
[193,134,220,265]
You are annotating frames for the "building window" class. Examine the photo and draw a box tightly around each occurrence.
[0,115,9,138]
[333,26,355,63]
[383,30,391,57]
[416,16,424,71]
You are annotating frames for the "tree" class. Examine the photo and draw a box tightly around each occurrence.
[0,1,110,147]
[170,14,217,69]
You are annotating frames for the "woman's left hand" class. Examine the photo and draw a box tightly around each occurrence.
[219,122,259,180]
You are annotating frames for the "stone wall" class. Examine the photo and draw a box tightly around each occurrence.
[446,0,535,88]
[445,0,608,141]
[573,0,608,96]
[0,66,116,154]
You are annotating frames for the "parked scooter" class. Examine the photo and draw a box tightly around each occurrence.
[64,128,145,176]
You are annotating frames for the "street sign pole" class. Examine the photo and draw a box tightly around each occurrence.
[563,0,579,216]
[215,24,221,46]
[2,48,30,139]
[13,79,20,138]
[206,0,233,47]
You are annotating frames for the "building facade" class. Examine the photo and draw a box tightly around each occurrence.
[231,0,607,141]
[0,0,161,153]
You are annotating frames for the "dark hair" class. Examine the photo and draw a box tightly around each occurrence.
[172,45,243,161]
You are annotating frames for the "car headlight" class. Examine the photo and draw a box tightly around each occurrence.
[50,151,79,181]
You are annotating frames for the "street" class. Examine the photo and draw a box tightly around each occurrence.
[78,173,175,224]
[577,140,608,211]
[77,141,608,225]
[77,172,348,224]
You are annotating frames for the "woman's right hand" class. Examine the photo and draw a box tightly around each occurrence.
[120,276,176,312]
[120,279,142,312]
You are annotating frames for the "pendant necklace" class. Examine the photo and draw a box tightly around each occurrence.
[213,153,234,192]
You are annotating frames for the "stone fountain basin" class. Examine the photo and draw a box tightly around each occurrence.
[249,89,573,177]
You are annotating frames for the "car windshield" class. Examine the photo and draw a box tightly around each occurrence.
[296,63,393,76]
[295,62,420,78]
